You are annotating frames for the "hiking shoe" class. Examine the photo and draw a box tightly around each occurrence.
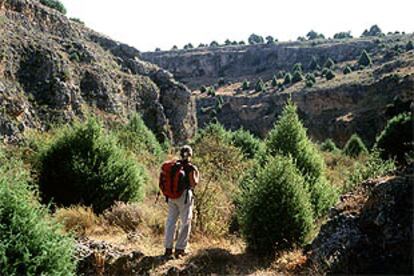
[174,249,188,258]
[164,248,173,257]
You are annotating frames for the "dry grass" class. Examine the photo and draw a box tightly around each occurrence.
[103,202,143,233]
[55,206,105,236]
[323,151,360,190]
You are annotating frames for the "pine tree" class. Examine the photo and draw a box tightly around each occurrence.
[358,50,372,67]
[343,66,352,74]
[266,101,337,216]
[283,73,292,85]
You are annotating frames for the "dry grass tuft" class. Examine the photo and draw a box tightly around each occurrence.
[55,206,103,236]
[103,202,143,233]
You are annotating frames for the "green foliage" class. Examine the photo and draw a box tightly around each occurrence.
[218,77,226,86]
[192,125,247,235]
[242,80,250,90]
[207,86,216,96]
[194,122,231,145]
[184,43,194,49]
[320,138,339,152]
[265,36,275,44]
[283,73,292,85]
[40,0,67,14]
[231,128,264,159]
[171,45,178,50]
[271,76,278,87]
[200,85,207,93]
[292,70,304,83]
[343,65,352,74]
[358,50,372,67]
[344,134,368,157]
[255,79,265,92]
[224,39,232,45]
[345,151,395,192]
[0,154,76,275]
[362,25,383,37]
[248,33,264,45]
[210,41,219,47]
[276,71,285,79]
[325,69,335,80]
[306,30,325,40]
[114,113,163,159]
[406,41,414,51]
[309,56,320,71]
[238,156,314,254]
[266,101,337,216]
[324,58,335,69]
[69,17,84,25]
[38,118,147,213]
[305,73,316,83]
[375,112,413,165]
[333,31,353,39]
[292,63,303,73]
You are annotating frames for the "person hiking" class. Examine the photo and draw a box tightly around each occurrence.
[159,145,199,258]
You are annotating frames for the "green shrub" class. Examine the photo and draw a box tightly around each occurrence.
[325,69,335,80]
[324,58,335,69]
[333,31,353,39]
[38,118,147,213]
[266,101,337,216]
[195,122,231,145]
[248,33,264,45]
[276,71,285,79]
[406,41,414,51]
[218,77,226,86]
[345,150,395,192]
[40,0,67,14]
[358,50,372,67]
[343,65,352,74]
[192,127,247,235]
[114,113,163,159]
[69,18,84,25]
[266,36,275,44]
[306,30,325,40]
[207,86,216,96]
[200,85,207,93]
[321,138,339,152]
[309,56,320,71]
[255,79,265,92]
[375,112,413,165]
[231,128,263,159]
[292,63,303,73]
[0,154,76,275]
[271,76,278,87]
[242,80,250,90]
[283,73,292,85]
[362,25,383,37]
[292,70,304,83]
[238,156,314,254]
[344,134,368,157]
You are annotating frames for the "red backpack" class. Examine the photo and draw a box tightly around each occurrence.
[159,160,192,199]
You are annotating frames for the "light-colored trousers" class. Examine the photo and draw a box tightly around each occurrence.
[164,190,194,250]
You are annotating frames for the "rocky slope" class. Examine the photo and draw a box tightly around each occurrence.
[0,0,196,144]
[144,36,414,146]
[307,167,413,274]
[142,35,413,89]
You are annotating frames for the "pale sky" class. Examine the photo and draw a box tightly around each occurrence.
[60,0,414,52]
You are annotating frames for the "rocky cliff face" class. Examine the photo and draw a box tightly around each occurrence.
[196,61,414,146]
[307,167,413,274]
[144,35,414,146]
[143,38,384,89]
[0,0,196,144]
